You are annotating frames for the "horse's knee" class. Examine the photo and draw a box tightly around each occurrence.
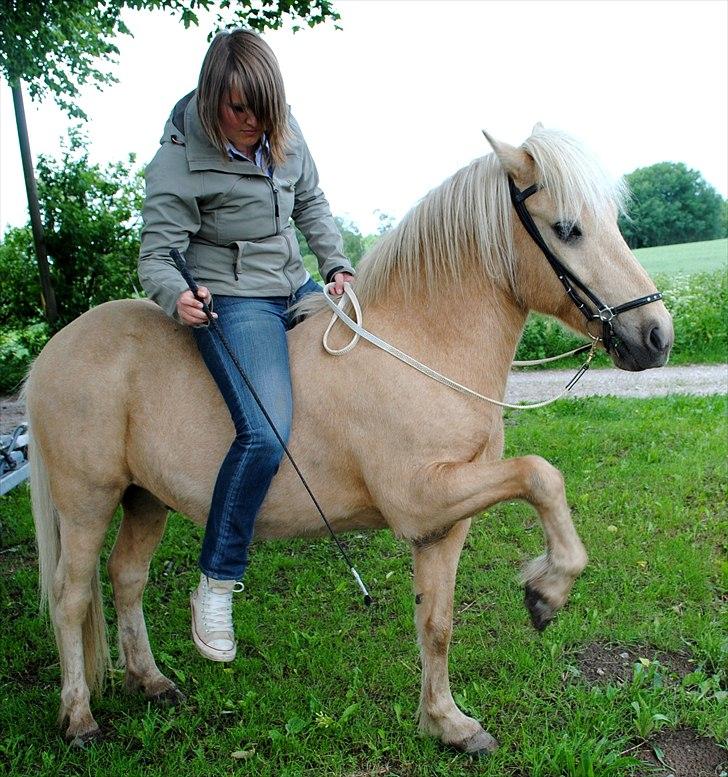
[521,455,565,505]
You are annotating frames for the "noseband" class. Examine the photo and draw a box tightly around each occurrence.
[508,177,663,351]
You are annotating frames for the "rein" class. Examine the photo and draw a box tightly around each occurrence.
[322,282,598,410]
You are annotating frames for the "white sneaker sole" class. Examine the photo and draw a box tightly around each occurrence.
[190,593,237,662]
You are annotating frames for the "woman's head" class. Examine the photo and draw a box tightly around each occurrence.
[197,29,291,165]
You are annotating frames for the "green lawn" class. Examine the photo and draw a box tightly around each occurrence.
[1,396,726,776]
[634,238,728,276]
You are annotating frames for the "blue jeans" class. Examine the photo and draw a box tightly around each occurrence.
[192,276,322,580]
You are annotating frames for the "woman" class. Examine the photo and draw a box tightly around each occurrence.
[138,29,355,662]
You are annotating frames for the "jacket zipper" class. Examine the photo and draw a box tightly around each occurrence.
[267,176,293,294]
[266,177,280,235]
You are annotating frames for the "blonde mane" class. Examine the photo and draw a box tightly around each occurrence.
[352,126,628,306]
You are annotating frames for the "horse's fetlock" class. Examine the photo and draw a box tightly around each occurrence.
[570,545,588,576]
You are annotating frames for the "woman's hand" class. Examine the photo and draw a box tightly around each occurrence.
[176,288,217,325]
[331,272,354,295]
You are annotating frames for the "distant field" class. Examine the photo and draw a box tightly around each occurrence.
[634,238,727,275]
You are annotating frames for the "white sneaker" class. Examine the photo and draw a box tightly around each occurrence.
[190,574,244,662]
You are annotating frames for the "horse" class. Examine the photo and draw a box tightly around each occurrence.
[25,125,673,752]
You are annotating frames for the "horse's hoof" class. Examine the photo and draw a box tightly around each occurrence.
[453,728,499,755]
[524,584,554,631]
[65,725,101,747]
[149,685,186,706]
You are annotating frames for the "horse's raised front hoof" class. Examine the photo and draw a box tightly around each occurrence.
[524,584,555,631]
[452,727,499,755]
[149,685,186,706]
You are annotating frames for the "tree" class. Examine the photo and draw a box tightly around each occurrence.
[0,0,340,118]
[334,216,365,265]
[619,162,725,249]
[295,217,364,277]
[0,226,39,328]
[0,132,145,329]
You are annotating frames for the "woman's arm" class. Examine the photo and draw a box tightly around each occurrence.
[138,145,203,320]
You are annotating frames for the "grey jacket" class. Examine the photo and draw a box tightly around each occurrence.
[138,93,354,319]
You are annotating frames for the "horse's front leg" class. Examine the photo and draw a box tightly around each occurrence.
[412,519,499,754]
[424,454,588,630]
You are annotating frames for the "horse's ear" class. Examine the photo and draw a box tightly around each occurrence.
[532,121,544,134]
[481,129,533,183]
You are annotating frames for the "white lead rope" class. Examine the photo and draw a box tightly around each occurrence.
[322,283,598,410]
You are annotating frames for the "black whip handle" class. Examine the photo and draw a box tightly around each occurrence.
[170,248,213,319]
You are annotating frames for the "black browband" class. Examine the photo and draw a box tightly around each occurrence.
[508,176,663,351]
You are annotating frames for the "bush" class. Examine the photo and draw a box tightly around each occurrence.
[36,131,144,328]
[0,131,144,334]
[0,323,50,394]
[656,271,728,363]
[0,226,41,328]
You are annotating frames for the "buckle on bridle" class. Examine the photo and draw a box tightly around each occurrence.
[597,306,615,323]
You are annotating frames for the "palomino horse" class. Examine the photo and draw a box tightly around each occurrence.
[26,126,672,751]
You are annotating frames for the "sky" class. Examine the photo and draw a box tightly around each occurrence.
[1,0,726,235]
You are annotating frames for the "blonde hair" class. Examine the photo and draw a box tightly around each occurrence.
[354,126,627,306]
[197,29,291,166]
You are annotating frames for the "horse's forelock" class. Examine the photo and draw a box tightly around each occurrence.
[522,128,628,223]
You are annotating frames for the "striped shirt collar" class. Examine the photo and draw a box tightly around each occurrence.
[225,133,272,176]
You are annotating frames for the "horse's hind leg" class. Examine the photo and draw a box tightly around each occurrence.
[53,488,119,742]
[108,486,183,704]
[412,519,499,754]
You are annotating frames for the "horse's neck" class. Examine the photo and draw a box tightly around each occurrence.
[367,280,527,396]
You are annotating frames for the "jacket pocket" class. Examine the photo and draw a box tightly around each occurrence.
[231,237,289,290]
[273,175,296,224]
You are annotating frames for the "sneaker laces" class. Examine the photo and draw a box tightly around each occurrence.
[201,581,244,633]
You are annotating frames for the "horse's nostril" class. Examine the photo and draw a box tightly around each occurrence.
[648,325,669,352]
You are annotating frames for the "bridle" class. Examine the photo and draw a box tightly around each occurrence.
[508,176,663,352]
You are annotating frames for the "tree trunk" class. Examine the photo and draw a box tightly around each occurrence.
[11,81,58,325]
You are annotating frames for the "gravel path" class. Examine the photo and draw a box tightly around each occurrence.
[1,364,726,435]
[505,363,727,403]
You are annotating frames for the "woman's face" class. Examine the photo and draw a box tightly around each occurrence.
[219,88,263,150]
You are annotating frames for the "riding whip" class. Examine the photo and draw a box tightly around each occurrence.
[170,248,372,607]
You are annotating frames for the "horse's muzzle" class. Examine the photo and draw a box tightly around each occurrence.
[609,313,674,371]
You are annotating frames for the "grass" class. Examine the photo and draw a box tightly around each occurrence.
[1,395,726,776]
[633,238,727,276]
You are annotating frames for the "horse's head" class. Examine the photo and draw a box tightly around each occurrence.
[484,126,673,371]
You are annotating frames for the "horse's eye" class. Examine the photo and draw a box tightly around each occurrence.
[552,221,582,243]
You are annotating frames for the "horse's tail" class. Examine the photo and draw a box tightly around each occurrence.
[24,377,110,694]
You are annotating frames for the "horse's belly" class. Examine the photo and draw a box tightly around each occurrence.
[254,504,387,540]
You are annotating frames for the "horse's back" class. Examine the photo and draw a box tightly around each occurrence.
[26,299,215,499]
